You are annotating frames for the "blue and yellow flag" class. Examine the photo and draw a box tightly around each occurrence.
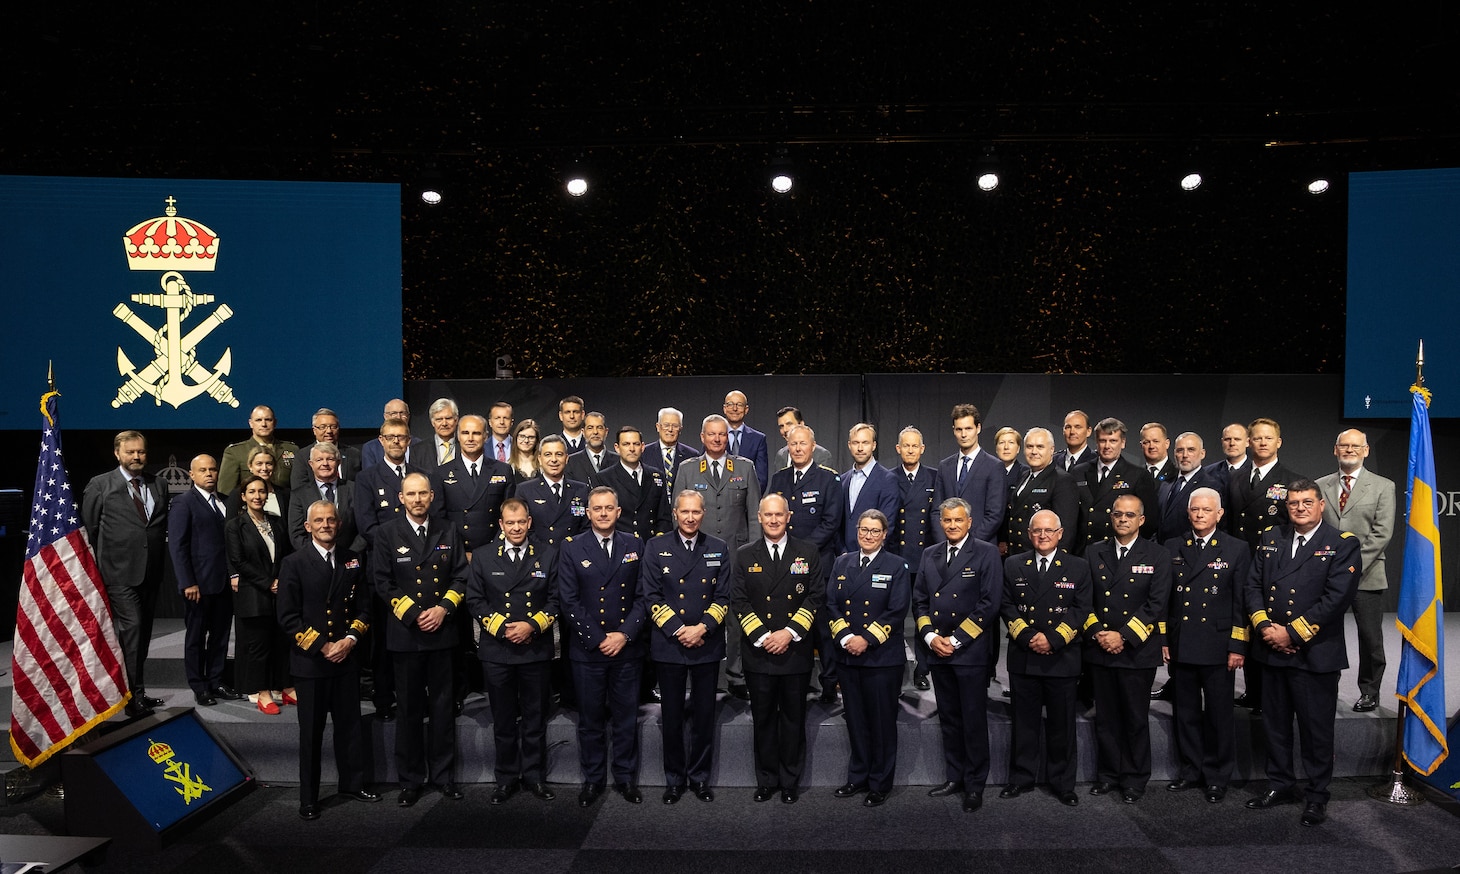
[1396,383,1448,775]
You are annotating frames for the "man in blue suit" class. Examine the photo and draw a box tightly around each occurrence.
[839,424,901,556]
[723,390,770,491]
[933,404,1005,544]
[169,454,242,706]
[361,399,423,470]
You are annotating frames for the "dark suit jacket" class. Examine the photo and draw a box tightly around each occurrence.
[839,462,902,555]
[1163,531,1249,665]
[467,540,560,665]
[412,436,458,477]
[1002,549,1090,678]
[372,515,469,652]
[429,456,516,552]
[224,483,291,532]
[81,468,168,590]
[1003,465,1079,554]
[289,479,366,554]
[933,449,1006,544]
[595,462,671,543]
[1144,457,1177,484]
[1156,466,1222,543]
[639,531,732,664]
[728,424,770,492]
[769,464,844,567]
[732,535,825,675]
[353,460,424,546]
[277,544,370,678]
[893,465,939,569]
[1226,460,1302,550]
[225,511,290,618]
[642,442,702,494]
[1244,522,1361,673]
[516,476,590,546]
[566,448,619,485]
[1083,536,1171,669]
[825,549,909,669]
[913,537,1003,667]
[1072,456,1159,550]
[1203,457,1247,497]
[558,530,649,661]
[169,488,230,596]
[291,442,363,489]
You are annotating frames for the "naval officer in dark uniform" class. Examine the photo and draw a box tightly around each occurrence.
[892,426,938,690]
[1002,427,1078,555]
[1072,418,1159,551]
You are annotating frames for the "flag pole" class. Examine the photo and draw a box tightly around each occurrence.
[1369,340,1427,805]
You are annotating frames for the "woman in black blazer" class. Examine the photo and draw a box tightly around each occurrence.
[225,475,293,714]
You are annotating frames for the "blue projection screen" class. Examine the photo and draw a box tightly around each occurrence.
[0,175,402,429]
[1346,168,1460,419]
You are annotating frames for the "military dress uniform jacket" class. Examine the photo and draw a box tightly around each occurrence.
[595,463,671,543]
[893,466,939,569]
[1072,456,1160,550]
[732,536,826,676]
[558,530,649,662]
[515,477,590,546]
[467,541,560,665]
[769,464,844,568]
[676,455,761,551]
[1001,549,1091,678]
[1163,532,1250,665]
[1053,445,1094,473]
[353,461,425,545]
[913,537,1003,667]
[1083,537,1172,669]
[429,456,516,552]
[277,545,370,679]
[1226,461,1301,550]
[220,438,300,495]
[825,550,909,669]
[371,516,469,652]
[1244,522,1361,673]
[565,449,618,486]
[639,532,733,665]
[1003,466,1079,554]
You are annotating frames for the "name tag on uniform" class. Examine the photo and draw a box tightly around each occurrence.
[707,560,721,567]
[872,573,891,582]
[396,556,413,563]
[694,482,709,490]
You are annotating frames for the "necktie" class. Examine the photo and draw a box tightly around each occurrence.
[1294,534,1307,557]
[1149,465,1158,477]
[1340,475,1352,511]
[470,462,479,479]
[771,543,781,564]
[664,448,674,469]
[946,544,956,566]
[441,440,454,464]
[601,537,611,557]
[326,550,334,569]
[684,538,694,552]
[1099,465,1110,483]
[907,471,915,483]
[711,460,722,485]
[731,431,741,456]
[794,469,803,485]
[395,465,405,479]
[130,477,149,521]
[323,482,336,504]
[1016,472,1032,496]
[209,493,224,517]
[1039,556,1048,574]
[860,555,870,569]
[511,546,521,563]
[592,452,602,469]
[1118,545,1128,562]
[1251,467,1261,486]
[633,468,641,486]
[417,524,426,541]
[1177,475,1187,492]
[958,456,971,486]
[552,482,562,501]
[496,441,507,462]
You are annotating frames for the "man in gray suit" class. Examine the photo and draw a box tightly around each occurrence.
[82,430,169,717]
[1315,429,1396,713]
[678,414,761,699]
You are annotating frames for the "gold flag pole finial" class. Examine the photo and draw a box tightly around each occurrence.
[40,362,60,426]
[1412,340,1432,407]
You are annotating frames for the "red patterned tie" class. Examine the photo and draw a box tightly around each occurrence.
[1340,475,1352,511]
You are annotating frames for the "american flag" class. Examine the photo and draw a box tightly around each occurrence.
[9,390,129,767]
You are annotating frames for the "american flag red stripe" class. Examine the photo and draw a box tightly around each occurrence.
[9,390,129,767]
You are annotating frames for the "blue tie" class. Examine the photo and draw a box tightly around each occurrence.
[958,456,971,486]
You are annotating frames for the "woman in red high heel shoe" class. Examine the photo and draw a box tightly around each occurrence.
[225,476,291,714]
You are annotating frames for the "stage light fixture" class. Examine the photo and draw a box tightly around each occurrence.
[1180,172,1203,191]
[562,159,591,198]
[767,150,795,195]
[973,147,1001,192]
[1307,178,1331,195]
[420,188,442,206]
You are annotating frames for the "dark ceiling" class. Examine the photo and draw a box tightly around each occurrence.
[5,3,1458,378]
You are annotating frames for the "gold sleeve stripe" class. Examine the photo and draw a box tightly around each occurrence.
[1126,617,1151,642]
[391,596,416,621]
[531,611,554,631]
[651,603,674,627]
[791,607,816,633]
[828,618,850,636]
[484,613,506,636]
[1251,609,1271,626]
[1083,613,1100,631]
[916,615,933,632]
[1231,625,1250,642]
[867,623,890,644]
[349,619,369,636]
[295,627,319,651]
[1157,621,1168,635]
[958,617,982,639]
[1008,618,1030,638]
[740,614,765,636]
[1055,622,1077,644]
[1291,616,1317,642]
[442,590,463,608]
[706,603,728,624]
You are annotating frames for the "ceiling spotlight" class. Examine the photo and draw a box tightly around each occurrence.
[420,188,442,206]
[976,171,999,192]
[562,159,591,198]
[1180,172,1203,192]
[974,147,1001,192]
[767,150,795,195]
[1307,178,1331,195]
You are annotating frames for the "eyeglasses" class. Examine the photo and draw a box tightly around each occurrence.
[1028,527,1061,537]
[379,434,410,442]
[856,527,886,536]
[1110,511,1141,519]
[1285,498,1320,509]
[723,402,747,409]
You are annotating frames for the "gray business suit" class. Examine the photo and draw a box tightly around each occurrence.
[1316,467,1396,699]
[81,467,169,695]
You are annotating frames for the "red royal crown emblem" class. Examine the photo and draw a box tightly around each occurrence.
[122,196,219,271]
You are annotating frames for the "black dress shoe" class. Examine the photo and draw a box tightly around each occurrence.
[125,700,154,718]
[781,788,798,804]
[1150,682,1170,701]
[728,684,750,701]
[344,788,381,803]
[1121,789,1143,804]
[1089,782,1117,796]
[376,706,397,722]
[1353,694,1378,712]
[1059,791,1079,807]
[1204,785,1226,803]
[139,695,166,709]
[398,788,420,807]
[913,673,931,691]
[962,792,983,812]
[753,786,776,803]
[864,790,889,807]
[818,687,839,704]
[662,785,684,804]
[439,784,464,800]
[490,780,520,805]
[579,783,604,807]
[299,803,319,821]
[928,781,964,797]
[1166,779,1201,792]
[1300,801,1327,826]
[691,781,714,802]
[615,783,642,804]
[193,692,216,706]
[999,783,1033,799]
[1245,790,1296,810]
[210,685,245,701]
[834,782,868,798]
[528,782,555,800]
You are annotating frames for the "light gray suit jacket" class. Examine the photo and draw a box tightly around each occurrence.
[1316,467,1396,592]
[675,454,761,551]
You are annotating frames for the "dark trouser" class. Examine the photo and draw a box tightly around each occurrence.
[369,593,396,709]
[453,608,482,705]
[296,670,366,805]
[183,589,232,694]
[930,662,992,793]
[1169,660,1236,787]
[485,660,553,783]
[812,623,837,693]
[658,661,719,787]
[839,662,902,792]
[1242,662,1263,704]
[234,613,286,694]
[745,669,811,790]
[1007,672,1079,793]
[723,623,744,688]
[1090,664,1157,792]
[1352,590,1387,698]
[571,657,643,785]
[110,580,159,694]
[1260,665,1340,804]
[393,648,456,788]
